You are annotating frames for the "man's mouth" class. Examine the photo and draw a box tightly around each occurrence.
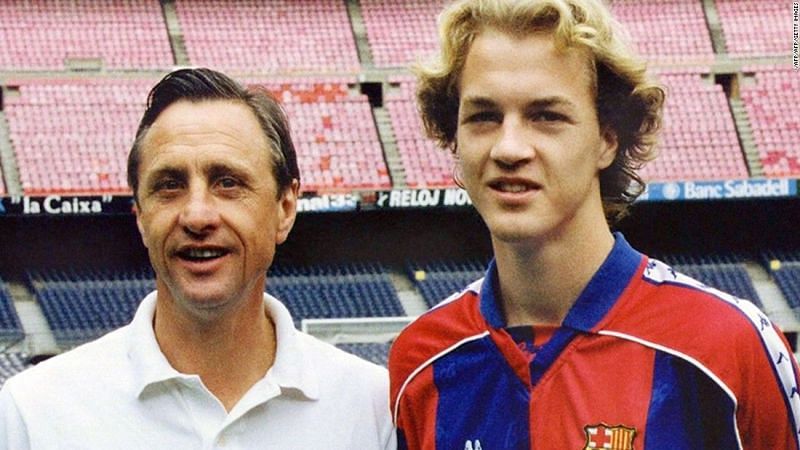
[176,247,229,262]
[489,180,540,193]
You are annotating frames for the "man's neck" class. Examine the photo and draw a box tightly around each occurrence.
[493,226,615,327]
[153,293,276,412]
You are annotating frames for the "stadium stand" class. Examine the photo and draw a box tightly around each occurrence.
[253,78,392,191]
[773,265,800,310]
[359,0,446,68]
[640,69,748,182]
[385,76,456,187]
[175,0,360,73]
[267,263,405,322]
[0,0,173,71]
[716,0,787,58]
[336,342,391,367]
[0,352,31,388]
[675,263,763,307]
[4,77,390,194]
[609,0,714,64]
[0,279,24,343]
[4,78,153,194]
[740,66,800,177]
[27,268,155,347]
[407,260,486,309]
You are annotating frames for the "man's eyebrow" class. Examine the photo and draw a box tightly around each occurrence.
[205,163,254,182]
[461,95,577,110]
[146,167,185,185]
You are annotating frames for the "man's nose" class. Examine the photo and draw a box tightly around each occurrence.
[178,185,221,236]
[490,116,535,168]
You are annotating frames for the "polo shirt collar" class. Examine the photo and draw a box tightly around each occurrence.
[128,291,320,401]
[479,232,643,331]
[262,293,321,400]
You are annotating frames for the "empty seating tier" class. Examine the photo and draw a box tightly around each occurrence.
[28,268,155,347]
[0,0,173,70]
[385,77,456,188]
[716,0,787,58]
[175,0,360,73]
[407,260,486,309]
[0,353,31,389]
[610,0,714,64]
[5,77,391,194]
[4,79,154,195]
[336,342,391,366]
[267,263,405,322]
[0,280,24,342]
[674,263,763,308]
[360,0,446,68]
[640,70,748,181]
[740,67,800,177]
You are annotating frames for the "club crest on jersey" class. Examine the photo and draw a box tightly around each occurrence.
[583,424,636,450]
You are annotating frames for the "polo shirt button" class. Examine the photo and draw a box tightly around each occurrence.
[216,436,226,447]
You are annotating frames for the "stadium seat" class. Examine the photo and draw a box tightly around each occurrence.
[639,69,748,182]
[740,66,800,177]
[0,0,173,70]
[266,262,405,322]
[609,0,715,64]
[406,260,486,309]
[716,0,787,58]
[336,342,392,366]
[174,0,360,73]
[359,0,447,68]
[0,352,31,388]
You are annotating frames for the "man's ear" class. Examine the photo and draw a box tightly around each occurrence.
[276,179,299,245]
[597,128,619,170]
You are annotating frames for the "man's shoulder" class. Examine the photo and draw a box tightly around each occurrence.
[4,325,130,393]
[388,284,486,386]
[606,257,779,363]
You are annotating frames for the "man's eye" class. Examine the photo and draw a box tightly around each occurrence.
[465,112,500,123]
[217,177,240,189]
[532,111,567,122]
[156,179,182,191]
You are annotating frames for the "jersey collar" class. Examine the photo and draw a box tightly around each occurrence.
[479,232,643,332]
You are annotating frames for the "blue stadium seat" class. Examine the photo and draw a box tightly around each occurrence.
[335,342,391,367]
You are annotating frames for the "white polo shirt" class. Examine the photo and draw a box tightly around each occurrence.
[0,292,396,449]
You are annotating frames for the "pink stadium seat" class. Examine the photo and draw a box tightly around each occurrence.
[5,77,391,195]
[716,0,787,58]
[174,0,360,73]
[740,66,800,177]
[609,0,715,64]
[638,69,748,182]
[385,76,455,188]
[360,0,447,68]
[0,0,173,70]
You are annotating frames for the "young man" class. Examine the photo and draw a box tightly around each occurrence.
[0,68,396,449]
[388,1,800,448]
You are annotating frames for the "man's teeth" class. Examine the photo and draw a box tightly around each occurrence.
[185,249,225,259]
[497,183,529,193]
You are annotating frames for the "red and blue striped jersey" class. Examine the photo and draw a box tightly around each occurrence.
[389,235,800,449]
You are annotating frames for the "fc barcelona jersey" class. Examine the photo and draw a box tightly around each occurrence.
[388,235,800,449]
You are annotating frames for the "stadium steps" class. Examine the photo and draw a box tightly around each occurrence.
[160,0,189,66]
[729,97,764,177]
[5,282,59,355]
[744,261,800,335]
[346,0,374,67]
[388,270,429,317]
[373,106,407,188]
[0,111,22,196]
[702,0,727,55]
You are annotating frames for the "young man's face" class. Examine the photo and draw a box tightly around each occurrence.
[455,28,617,246]
[134,99,297,319]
